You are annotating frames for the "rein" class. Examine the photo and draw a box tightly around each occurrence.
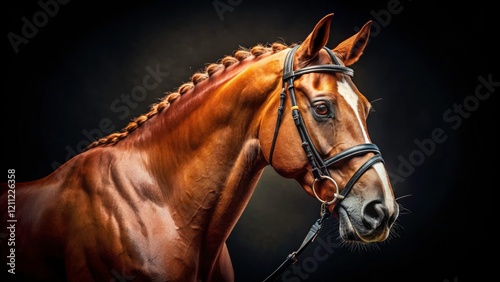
[263,46,384,281]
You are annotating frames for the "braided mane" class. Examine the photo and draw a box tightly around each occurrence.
[84,41,291,151]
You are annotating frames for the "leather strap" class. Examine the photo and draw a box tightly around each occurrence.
[262,211,330,282]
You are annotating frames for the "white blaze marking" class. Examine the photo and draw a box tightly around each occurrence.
[374,163,396,213]
[336,78,369,142]
[337,78,395,211]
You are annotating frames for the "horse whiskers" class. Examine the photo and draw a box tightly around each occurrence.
[396,194,413,201]
[369,97,384,104]
[342,220,403,252]
[387,221,403,240]
[321,227,372,253]
[368,98,384,114]
[338,238,381,252]
[398,204,412,215]
[323,221,388,252]
[394,194,413,215]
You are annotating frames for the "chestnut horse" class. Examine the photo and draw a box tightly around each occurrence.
[1,13,399,281]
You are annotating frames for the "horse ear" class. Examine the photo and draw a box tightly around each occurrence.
[296,13,334,65]
[333,20,372,66]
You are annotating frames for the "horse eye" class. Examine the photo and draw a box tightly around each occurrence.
[312,101,333,119]
[315,103,329,115]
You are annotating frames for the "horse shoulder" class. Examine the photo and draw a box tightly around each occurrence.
[56,148,190,280]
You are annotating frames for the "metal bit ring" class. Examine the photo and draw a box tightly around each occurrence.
[312,175,343,205]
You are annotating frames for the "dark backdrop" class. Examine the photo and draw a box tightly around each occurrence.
[2,0,497,281]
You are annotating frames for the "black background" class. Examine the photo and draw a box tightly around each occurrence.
[2,0,497,281]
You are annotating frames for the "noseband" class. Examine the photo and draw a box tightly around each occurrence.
[269,45,384,207]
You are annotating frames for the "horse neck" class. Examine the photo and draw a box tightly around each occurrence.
[126,51,285,243]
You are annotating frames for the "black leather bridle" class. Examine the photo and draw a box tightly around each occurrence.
[263,45,385,281]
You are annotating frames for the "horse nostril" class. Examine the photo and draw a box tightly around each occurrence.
[362,201,388,230]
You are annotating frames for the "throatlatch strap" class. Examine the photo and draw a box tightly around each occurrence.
[269,91,286,166]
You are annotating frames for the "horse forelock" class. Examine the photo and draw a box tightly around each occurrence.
[84,41,291,151]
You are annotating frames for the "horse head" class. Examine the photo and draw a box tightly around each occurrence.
[262,13,399,244]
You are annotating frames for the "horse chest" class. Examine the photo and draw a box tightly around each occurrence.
[65,203,204,280]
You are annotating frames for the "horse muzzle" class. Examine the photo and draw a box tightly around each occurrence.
[337,198,399,243]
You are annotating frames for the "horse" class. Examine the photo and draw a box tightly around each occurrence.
[1,13,399,281]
